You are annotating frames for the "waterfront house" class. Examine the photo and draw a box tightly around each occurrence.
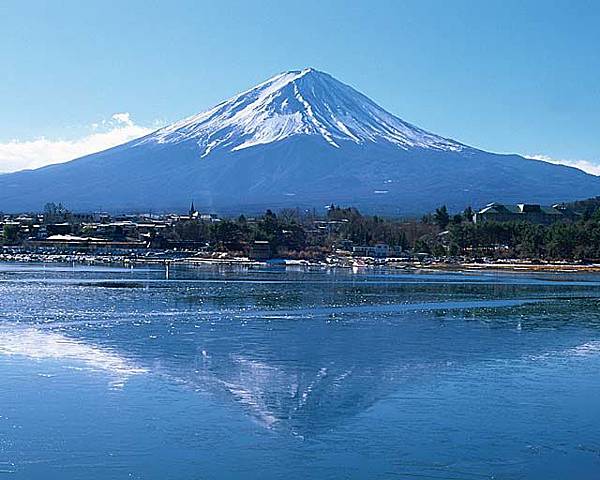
[474,203,579,225]
[352,243,390,258]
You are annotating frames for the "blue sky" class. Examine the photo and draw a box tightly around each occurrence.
[1,0,599,172]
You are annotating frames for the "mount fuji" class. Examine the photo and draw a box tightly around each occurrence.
[1,68,599,214]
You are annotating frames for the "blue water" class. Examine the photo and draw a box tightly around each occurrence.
[1,262,599,479]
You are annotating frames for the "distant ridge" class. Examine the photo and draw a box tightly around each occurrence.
[0,68,599,214]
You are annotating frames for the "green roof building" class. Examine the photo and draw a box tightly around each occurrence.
[474,203,579,225]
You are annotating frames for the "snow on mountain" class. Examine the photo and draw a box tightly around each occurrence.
[136,68,465,156]
[1,67,599,214]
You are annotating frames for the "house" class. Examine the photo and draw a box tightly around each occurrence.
[200,213,220,223]
[474,203,579,225]
[352,243,390,258]
[24,235,146,252]
[45,222,71,236]
[249,240,271,260]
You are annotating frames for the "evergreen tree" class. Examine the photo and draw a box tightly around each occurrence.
[463,206,474,222]
[433,205,450,229]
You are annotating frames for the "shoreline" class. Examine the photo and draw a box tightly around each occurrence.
[3,251,600,274]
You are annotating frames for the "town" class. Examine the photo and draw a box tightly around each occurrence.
[3,197,600,269]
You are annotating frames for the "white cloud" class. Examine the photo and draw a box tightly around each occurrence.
[111,112,134,127]
[0,113,158,173]
[528,154,600,176]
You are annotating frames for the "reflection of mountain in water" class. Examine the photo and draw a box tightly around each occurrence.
[50,299,578,435]
[3,264,600,436]
[186,321,419,434]
[116,317,426,435]
[198,353,390,433]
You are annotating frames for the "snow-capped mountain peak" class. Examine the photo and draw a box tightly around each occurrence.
[3,68,600,215]
[136,68,465,156]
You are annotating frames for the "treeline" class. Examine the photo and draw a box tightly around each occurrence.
[8,199,600,261]
[326,205,412,249]
[411,203,600,260]
[170,205,438,257]
[446,217,600,260]
[566,196,600,219]
[171,210,307,254]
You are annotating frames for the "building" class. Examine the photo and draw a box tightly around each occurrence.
[249,241,271,260]
[352,243,390,258]
[24,235,146,252]
[474,203,579,225]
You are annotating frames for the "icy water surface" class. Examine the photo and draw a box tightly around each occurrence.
[1,262,600,479]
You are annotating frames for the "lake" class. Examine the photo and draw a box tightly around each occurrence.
[1,262,599,479]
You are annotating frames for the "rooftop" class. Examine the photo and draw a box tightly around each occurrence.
[477,203,567,216]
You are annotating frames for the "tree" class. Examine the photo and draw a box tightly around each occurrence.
[413,238,431,254]
[463,206,474,223]
[279,208,300,224]
[327,206,362,222]
[43,202,70,223]
[2,224,19,244]
[212,220,244,250]
[432,244,446,257]
[173,219,209,242]
[451,214,463,225]
[433,205,450,230]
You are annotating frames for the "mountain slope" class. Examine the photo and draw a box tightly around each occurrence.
[136,68,465,154]
[1,68,599,214]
